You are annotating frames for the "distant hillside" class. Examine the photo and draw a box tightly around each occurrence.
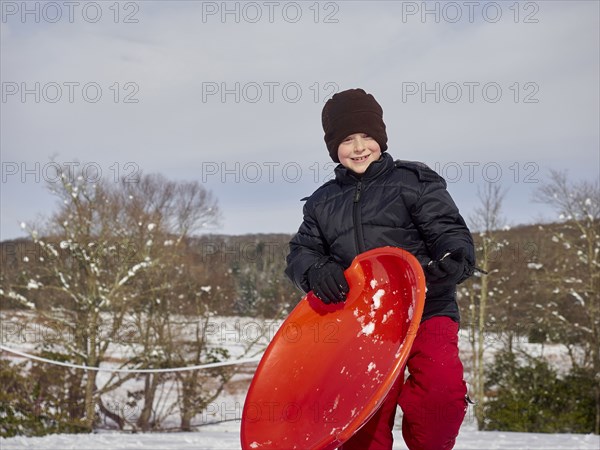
[0,221,591,329]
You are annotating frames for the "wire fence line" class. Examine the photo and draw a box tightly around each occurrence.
[0,345,263,373]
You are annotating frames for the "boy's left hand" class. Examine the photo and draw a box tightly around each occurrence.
[307,259,349,304]
[426,248,472,285]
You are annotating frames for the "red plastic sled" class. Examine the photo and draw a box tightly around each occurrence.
[241,247,426,450]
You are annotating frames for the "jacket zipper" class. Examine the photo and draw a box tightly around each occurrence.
[353,181,366,254]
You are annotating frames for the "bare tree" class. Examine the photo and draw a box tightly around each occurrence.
[532,170,600,434]
[2,167,220,430]
[466,182,507,429]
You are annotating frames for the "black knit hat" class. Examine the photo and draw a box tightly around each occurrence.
[321,88,388,163]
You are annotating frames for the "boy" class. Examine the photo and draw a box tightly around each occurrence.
[285,88,475,450]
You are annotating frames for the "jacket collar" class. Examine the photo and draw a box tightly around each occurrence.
[334,152,394,185]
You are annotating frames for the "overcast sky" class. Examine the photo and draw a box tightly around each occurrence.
[1,1,598,240]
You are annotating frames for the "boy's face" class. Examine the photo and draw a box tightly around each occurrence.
[337,133,382,174]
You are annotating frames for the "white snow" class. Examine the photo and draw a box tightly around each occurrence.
[331,394,340,411]
[372,289,384,309]
[570,291,585,306]
[117,261,152,286]
[382,309,394,324]
[26,279,41,290]
[360,322,375,336]
[0,289,35,309]
[58,272,70,289]
[527,263,543,270]
[1,421,597,449]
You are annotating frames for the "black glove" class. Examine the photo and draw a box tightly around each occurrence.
[307,257,349,304]
[426,248,473,286]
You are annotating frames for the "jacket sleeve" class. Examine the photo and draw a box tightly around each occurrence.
[399,163,476,283]
[285,200,328,292]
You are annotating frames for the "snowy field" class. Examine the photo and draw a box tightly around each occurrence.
[2,420,598,449]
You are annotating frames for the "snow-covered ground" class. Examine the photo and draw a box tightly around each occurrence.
[2,420,598,449]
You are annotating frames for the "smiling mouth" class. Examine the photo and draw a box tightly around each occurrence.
[351,155,370,162]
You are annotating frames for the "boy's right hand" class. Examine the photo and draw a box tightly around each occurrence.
[307,258,349,304]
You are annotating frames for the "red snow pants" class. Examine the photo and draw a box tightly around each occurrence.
[339,316,467,450]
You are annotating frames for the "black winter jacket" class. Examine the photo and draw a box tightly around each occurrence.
[285,152,475,323]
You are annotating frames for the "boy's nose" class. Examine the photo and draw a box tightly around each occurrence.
[354,136,366,151]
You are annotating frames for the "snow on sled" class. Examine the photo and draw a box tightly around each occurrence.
[241,247,426,450]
